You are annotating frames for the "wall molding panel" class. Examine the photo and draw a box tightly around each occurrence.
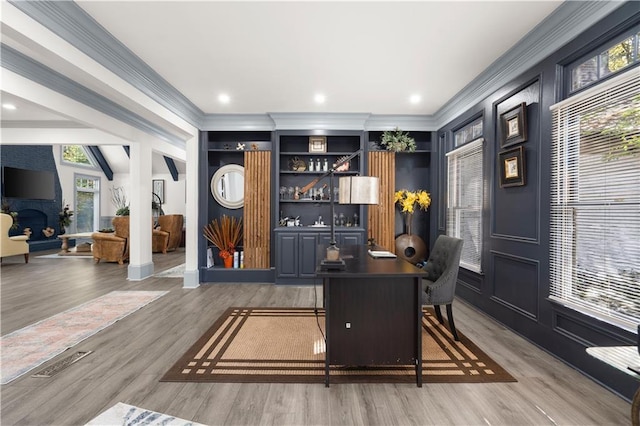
[490,251,540,321]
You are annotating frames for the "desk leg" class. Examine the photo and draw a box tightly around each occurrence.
[632,385,639,426]
[324,278,330,388]
[415,277,423,387]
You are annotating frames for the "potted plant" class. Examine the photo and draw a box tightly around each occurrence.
[380,128,416,152]
[58,201,74,234]
[110,186,130,216]
[203,215,243,268]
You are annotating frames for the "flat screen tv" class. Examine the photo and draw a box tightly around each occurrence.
[2,166,56,200]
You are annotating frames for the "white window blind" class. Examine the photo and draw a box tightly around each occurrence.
[446,138,484,273]
[550,69,640,331]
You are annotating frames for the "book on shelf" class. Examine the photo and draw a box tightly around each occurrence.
[368,250,397,258]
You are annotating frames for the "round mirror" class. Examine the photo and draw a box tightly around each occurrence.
[210,164,244,209]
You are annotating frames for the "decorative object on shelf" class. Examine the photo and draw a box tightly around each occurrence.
[42,227,55,238]
[394,189,431,263]
[299,150,379,270]
[289,157,306,171]
[210,164,244,209]
[500,102,528,148]
[333,155,350,171]
[203,215,243,268]
[1,199,18,230]
[499,145,526,187]
[58,201,74,234]
[251,143,259,150]
[236,142,245,151]
[309,136,327,153]
[153,179,165,203]
[110,186,130,216]
[380,128,416,152]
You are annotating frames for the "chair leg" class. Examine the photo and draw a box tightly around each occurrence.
[434,305,444,324]
[446,303,459,341]
[23,253,29,263]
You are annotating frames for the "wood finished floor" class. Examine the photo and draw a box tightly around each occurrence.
[0,249,630,426]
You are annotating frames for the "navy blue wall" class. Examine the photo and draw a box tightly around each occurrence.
[437,3,640,401]
[1,145,64,251]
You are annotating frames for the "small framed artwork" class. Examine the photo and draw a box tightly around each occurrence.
[309,136,327,153]
[500,102,527,148]
[499,146,525,188]
[153,179,165,203]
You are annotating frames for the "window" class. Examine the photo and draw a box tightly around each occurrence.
[62,145,97,168]
[570,27,640,93]
[446,137,484,273]
[74,175,100,233]
[550,69,640,331]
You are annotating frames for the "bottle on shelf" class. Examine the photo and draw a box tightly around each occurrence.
[323,158,328,172]
[309,158,314,172]
[316,158,321,171]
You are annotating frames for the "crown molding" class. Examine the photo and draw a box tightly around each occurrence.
[434,1,626,127]
[7,0,203,128]
[1,44,185,148]
[200,114,276,131]
[269,113,371,131]
[364,115,436,132]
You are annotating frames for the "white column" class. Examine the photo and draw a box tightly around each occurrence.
[128,141,154,280]
[183,134,200,288]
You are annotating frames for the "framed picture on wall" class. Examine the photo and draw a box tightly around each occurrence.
[309,136,327,153]
[499,146,525,187]
[153,179,165,203]
[500,102,528,148]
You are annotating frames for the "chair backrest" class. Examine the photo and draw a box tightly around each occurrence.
[422,235,464,303]
[111,216,130,255]
[157,214,184,250]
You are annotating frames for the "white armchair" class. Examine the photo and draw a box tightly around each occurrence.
[1,213,29,263]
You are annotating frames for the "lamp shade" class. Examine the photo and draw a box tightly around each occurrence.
[338,176,379,205]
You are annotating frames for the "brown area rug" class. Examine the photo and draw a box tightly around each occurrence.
[161,307,516,384]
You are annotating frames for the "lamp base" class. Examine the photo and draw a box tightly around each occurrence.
[320,259,346,271]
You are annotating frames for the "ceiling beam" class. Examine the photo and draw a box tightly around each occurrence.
[164,156,179,181]
[87,146,113,181]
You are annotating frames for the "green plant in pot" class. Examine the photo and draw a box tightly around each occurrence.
[380,128,416,152]
[110,186,130,216]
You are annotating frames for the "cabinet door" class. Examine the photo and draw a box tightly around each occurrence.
[340,232,363,246]
[276,233,298,278]
[299,234,318,278]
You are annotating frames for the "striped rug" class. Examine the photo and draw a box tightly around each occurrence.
[161,307,516,384]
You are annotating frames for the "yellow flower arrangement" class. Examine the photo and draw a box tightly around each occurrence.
[394,189,431,214]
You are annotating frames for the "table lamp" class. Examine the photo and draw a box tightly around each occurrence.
[300,150,380,270]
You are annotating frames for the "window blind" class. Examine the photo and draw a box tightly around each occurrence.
[446,138,484,273]
[550,69,640,331]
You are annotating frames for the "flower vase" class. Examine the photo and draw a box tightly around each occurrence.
[223,255,233,268]
[395,213,427,264]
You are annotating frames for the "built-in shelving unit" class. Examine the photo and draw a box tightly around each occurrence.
[274,130,367,284]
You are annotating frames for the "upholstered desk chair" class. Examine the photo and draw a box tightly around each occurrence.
[91,216,129,264]
[152,214,184,253]
[421,235,464,341]
[0,213,29,263]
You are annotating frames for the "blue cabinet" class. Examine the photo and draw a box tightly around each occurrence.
[276,229,364,284]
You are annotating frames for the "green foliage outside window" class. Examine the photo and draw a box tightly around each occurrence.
[62,145,92,165]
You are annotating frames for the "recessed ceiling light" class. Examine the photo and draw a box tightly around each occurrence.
[2,103,17,110]
[218,94,230,104]
[409,94,421,104]
[314,94,326,104]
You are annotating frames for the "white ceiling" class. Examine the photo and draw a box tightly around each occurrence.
[2,1,565,175]
[76,0,562,116]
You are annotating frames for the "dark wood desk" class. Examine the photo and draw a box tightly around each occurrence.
[316,245,427,387]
